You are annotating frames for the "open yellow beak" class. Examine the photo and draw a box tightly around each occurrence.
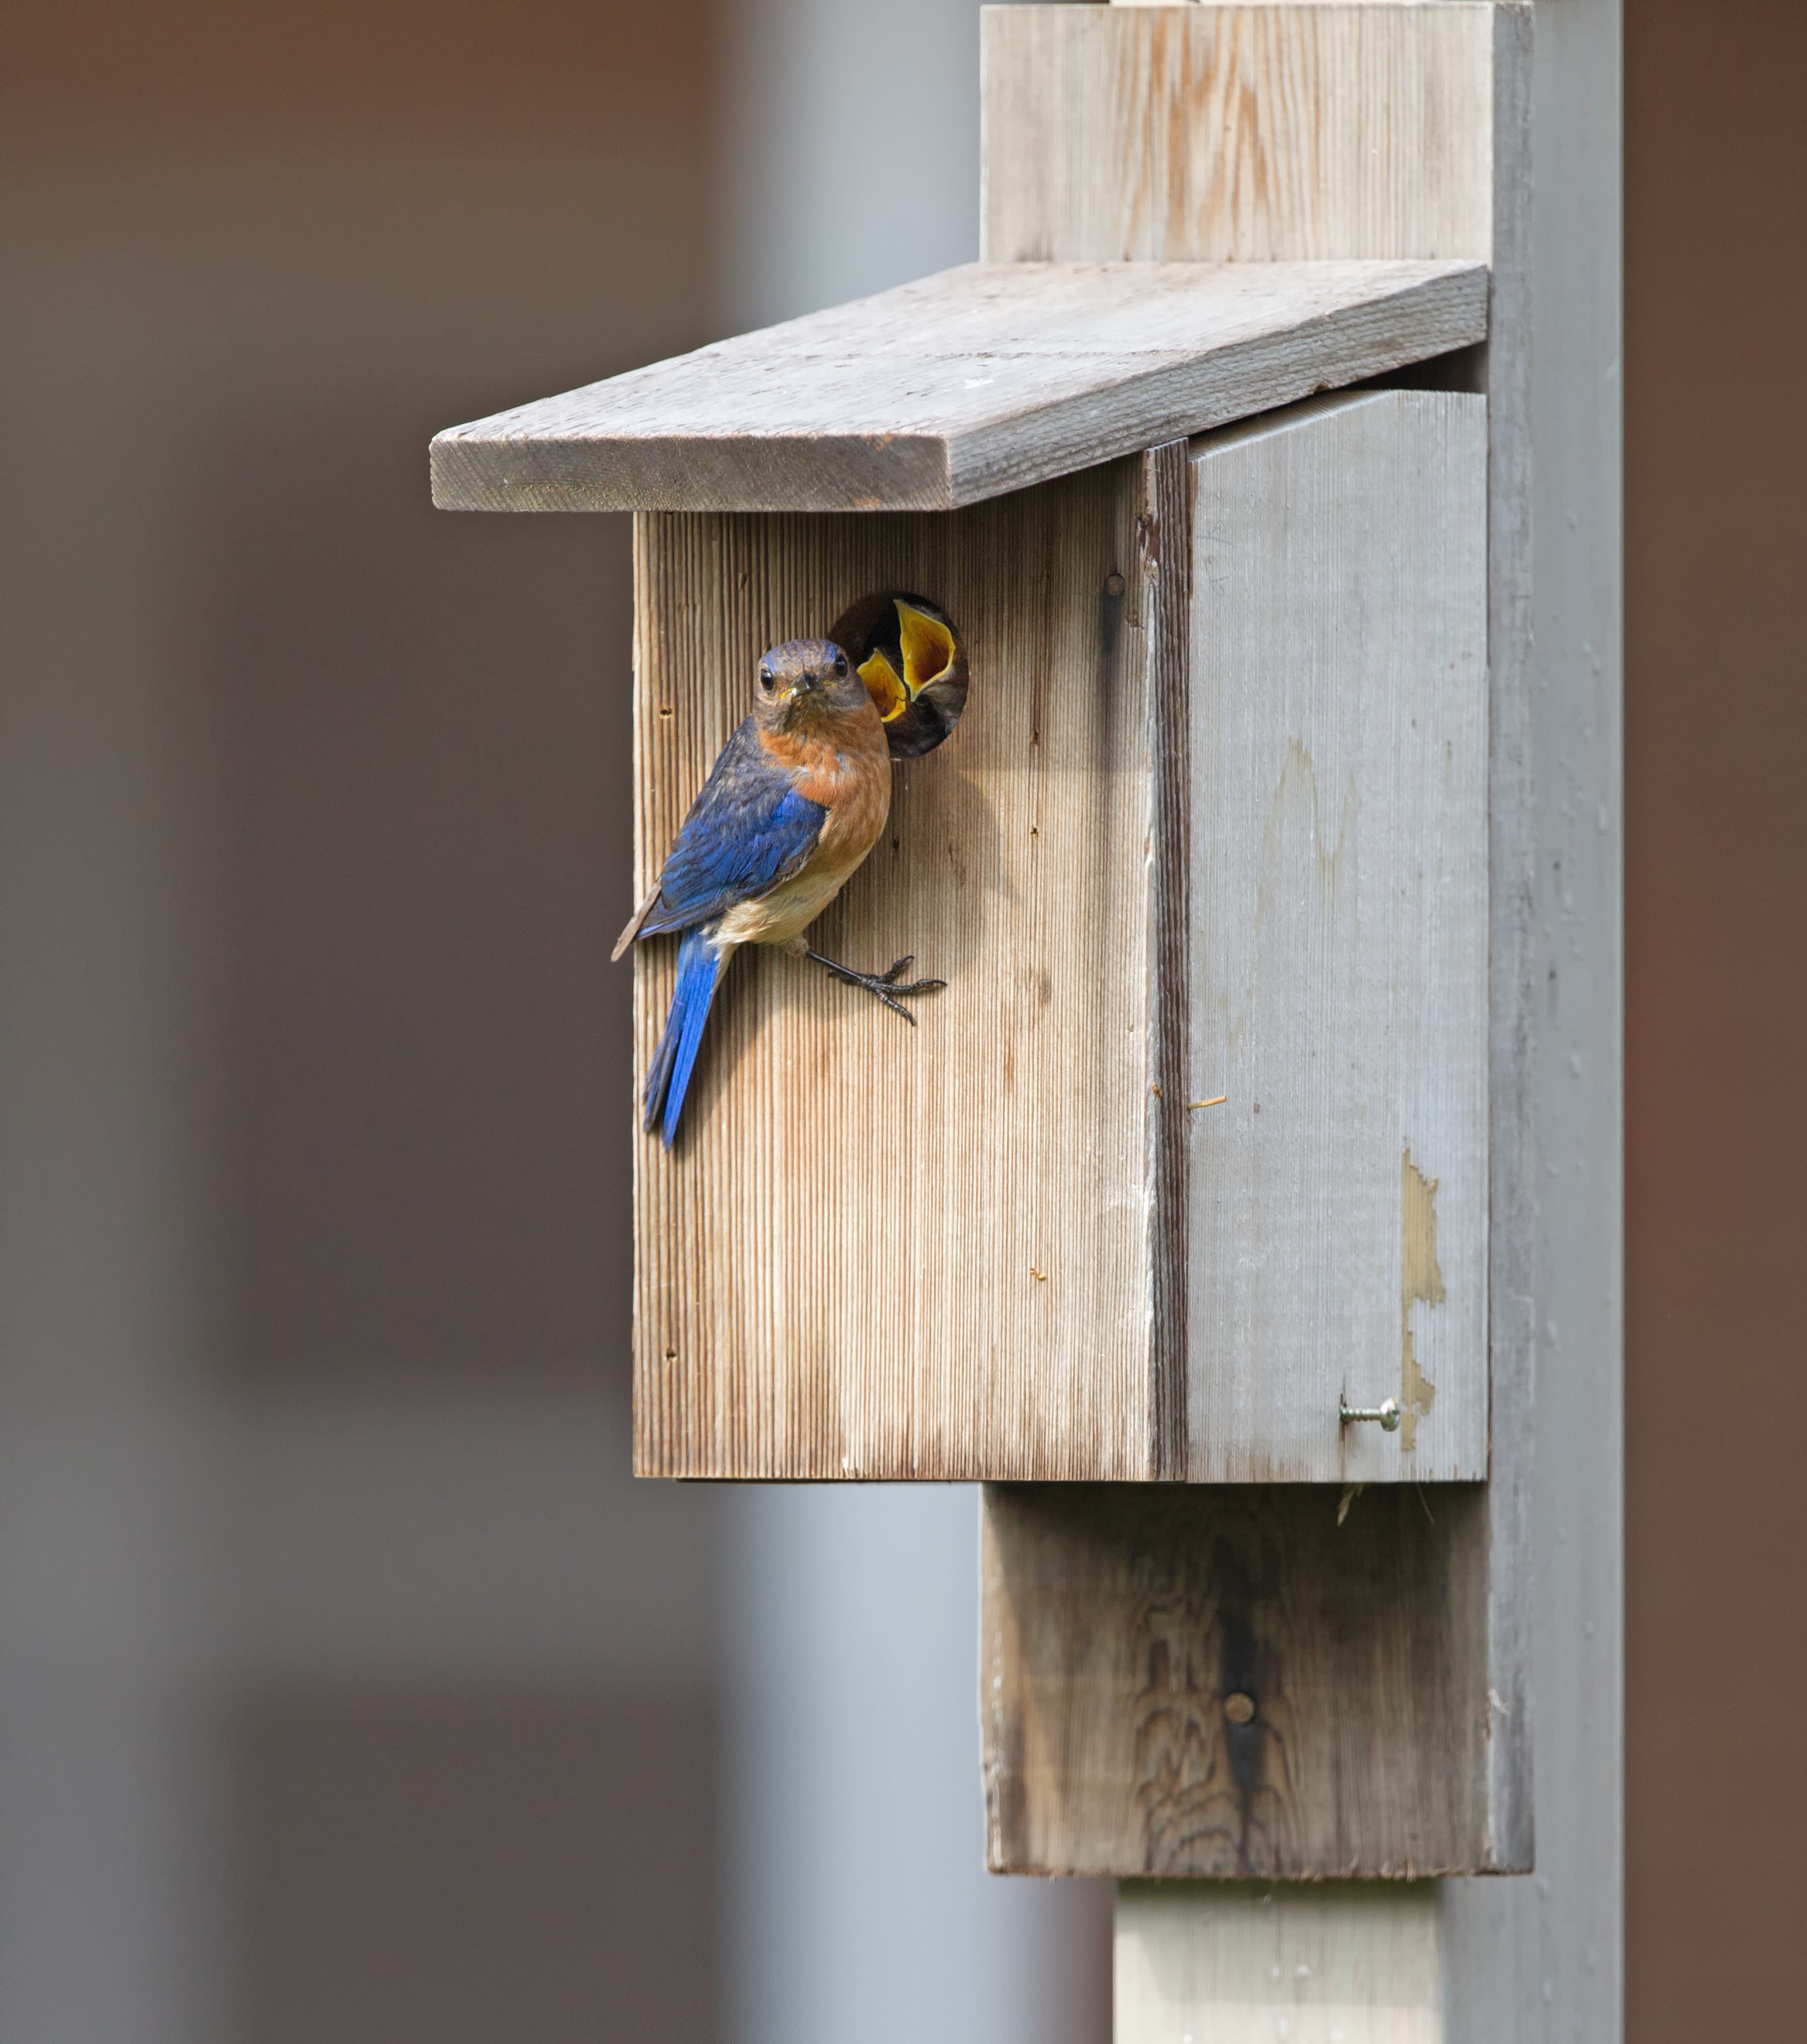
[856,598,960,726]
[858,648,910,721]
[896,600,956,690]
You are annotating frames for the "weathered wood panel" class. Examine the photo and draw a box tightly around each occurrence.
[1116,1879,1445,2044]
[981,1482,1504,1877]
[1186,390,1490,1484]
[632,459,1164,1480]
[430,258,1485,513]
[982,3,1496,266]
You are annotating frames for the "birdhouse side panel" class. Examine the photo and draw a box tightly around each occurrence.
[631,463,1160,1480]
[1186,391,1491,1483]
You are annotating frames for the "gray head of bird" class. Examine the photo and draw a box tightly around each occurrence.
[751,638,875,735]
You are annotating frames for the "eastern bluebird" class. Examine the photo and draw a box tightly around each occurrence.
[614,636,943,1146]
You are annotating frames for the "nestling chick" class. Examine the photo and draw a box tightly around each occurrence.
[830,592,969,758]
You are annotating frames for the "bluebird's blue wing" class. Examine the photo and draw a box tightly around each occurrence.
[637,718,825,938]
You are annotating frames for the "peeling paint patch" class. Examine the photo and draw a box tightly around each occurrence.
[1400,1148,1445,1452]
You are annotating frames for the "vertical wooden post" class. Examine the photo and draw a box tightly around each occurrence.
[978,4,1621,2033]
[1116,1882,1444,2044]
[1442,0,1624,2028]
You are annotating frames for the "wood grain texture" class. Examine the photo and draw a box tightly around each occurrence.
[1185,390,1490,1484]
[631,460,1164,1480]
[982,4,1496,266]
[1116,1880,1444,2044]
[981,1482,1505,1877]
[430,259,1486,513]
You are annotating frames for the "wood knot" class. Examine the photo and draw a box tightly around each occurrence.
[1223,1691,1257,1726]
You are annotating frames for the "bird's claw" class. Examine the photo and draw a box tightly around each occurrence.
[806,949,946,1024]
[869,956,948,1021]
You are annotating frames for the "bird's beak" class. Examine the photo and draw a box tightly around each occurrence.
[896,601,956,689]
[858,648,910,721]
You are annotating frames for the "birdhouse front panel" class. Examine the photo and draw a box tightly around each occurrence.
[631,456,1169,1480]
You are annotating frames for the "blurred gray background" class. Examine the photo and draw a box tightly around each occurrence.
[0,0,1110,2037]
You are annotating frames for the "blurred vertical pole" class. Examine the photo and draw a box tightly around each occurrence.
[716,6,1110,2041]
[0,374,235,2042]
[726,1489,1109,2044]
[720,0,985,329]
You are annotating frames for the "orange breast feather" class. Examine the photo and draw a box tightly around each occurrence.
[718,717,890,946]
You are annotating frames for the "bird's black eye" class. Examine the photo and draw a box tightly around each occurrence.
[758,664,773,688]
[833,650,848,676]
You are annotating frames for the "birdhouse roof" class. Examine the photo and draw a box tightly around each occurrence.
[430,258,1486,514]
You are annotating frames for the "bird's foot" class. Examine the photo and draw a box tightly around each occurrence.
[805,948,946,1025]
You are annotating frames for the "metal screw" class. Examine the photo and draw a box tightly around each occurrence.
[1339,1396,1402,1432]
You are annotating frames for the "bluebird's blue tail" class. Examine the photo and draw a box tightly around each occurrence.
[643,925,728,1147]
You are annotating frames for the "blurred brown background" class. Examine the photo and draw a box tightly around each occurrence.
[2,3,721,2038]
[1625,0,1807,2035]
[1,0,1800,2036]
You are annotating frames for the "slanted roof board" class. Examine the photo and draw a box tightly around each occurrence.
[430,258,1487,513]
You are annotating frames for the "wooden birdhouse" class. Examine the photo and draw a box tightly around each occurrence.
[434,0,1541,1900]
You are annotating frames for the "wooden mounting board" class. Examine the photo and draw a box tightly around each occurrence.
[981,1482,1515,1878]
[984,4,1500,268]
[971,0,1535,1887]
[430,259,1485,514]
